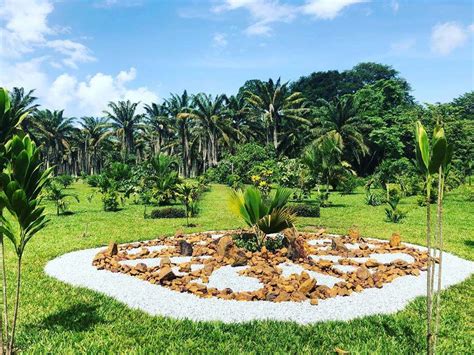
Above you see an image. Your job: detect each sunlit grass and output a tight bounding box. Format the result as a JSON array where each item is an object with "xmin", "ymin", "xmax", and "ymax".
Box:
[{"xmin": 4, "ymin": 182, "xmax": 473, "ymax": 353}]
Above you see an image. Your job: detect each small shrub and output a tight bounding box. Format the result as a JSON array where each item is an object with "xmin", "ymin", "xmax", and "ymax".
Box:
[
  {"xmin": 102, "ymin": 191, "xmax": 120, "ymax": 211},
  {"xmin": 150, "ymin": 207, "xmax": 187, "ymax": 219},
  {"xmin": 338, "ymin": 174, "xmax": 359, "ymax": 195},
  {"xmin": 365, "ymin": 191, "xmax": 384, "ymax": 206},
  {"xmin": 232, "ymin": 232, "xmax": 285, "ymax": 253},
  {"xmin": 385, "ymin": 198, "xmax": 407, "ymax": 223},
  {"xmin": 55, "ymin": 174, "xmax": 74, "ymax": 188},
  {"xmin": 290, "ymin": 203, "xmax": 320, "ymax": 217},
  {"xmin": 316, "ymin": 192, "xmax": 332, "ymax": 207},
  {"xmin": 86, "ymin": 174, "xmax": 101, "ymax": 187}
]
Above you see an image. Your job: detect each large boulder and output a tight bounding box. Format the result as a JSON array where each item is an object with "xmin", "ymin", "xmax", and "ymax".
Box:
[{"xmin": 178, "ymin": 240, "xmax": 194, "ymax": 256}]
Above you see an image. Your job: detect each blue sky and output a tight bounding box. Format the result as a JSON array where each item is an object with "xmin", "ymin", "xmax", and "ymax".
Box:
[{"xmin": 1, "ymin": 0, "xmax": 473, "ymax": 116}]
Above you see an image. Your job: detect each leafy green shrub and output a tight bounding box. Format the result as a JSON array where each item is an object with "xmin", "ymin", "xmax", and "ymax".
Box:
[
  {"xmin": 150, "ymin": 207, "xmax": 186, "ymax": 219},
  {"xmin": 86, "ymin": 174, "xmax": 101, "ymax": 187},
  {"xmin": 208, "ymin": 143, "xmax": 276, "ymax": 184},
  {"xmin": 226, "ymin": 173, "xmax": 243, "ymax": 189},
  {"xmin": 232, "ymin": 232, "xmax": 285, "ymax": 253},
  {"xmin": 290, "ymin": 203, "xmax": 320, "ymax": 217},
  {"xmin": 229, "ymin": 187, "xmax": 295, "ymax": 248},
  {"xmin": 338, "ymin": 174, "xmax": 359, "ymax": 194},
  {"xmin": 365, "ymin": 191, "xmax": 384, "ymax": 206},
  {"xmin": 385, "ymin": 197, "xmax": 407, "ymax": 223},
  {"xmin": 316, "ymin": 191, "xmax": 332, "ymax": 207},
  {"xmin": 54, "ymin": 174, "xmax": 74, "ymax": 188},
  {"xmin": 102, "ymin": 190, "xmax": 120, "ymax": 211},
  {"xmin": 45, "ymin": 182, "xmax": 79, "ymax": 216}
]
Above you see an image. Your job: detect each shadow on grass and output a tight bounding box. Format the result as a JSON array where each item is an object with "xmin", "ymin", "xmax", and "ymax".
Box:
[
  {"xmin": 464, "ymin": 240, "xmax": 474, "ymax": 248},
  {"xmin": 33, "ymin": 304, "xmax": 104, "ymax": 332}
]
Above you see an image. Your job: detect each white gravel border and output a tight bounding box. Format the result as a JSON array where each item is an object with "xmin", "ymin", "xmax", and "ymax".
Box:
[{"xmin": 45, "ymin": 242, "xmax": 474, "ymax": 325}]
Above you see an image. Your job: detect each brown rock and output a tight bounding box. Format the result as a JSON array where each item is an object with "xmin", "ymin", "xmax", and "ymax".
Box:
[
  {"xmin": 157, "ymin": 266, "xmax": 176, "ymax": 283},
  {"xmin": 389, "ymin": 233, "xmax": 401, "ymax": 247},
  {"xmin": 356, "ymin": 266, "xmax": 371, "ymax": 280},
  {"xmin": 348, "ymin": 227, "xmax": 360, "ymax": 241},
  {"xmin": 298, "ymin": 277, "xmax": 316, "ymax": 294},
  {"xmin": 134, "ymin": 263, "xmax": 147, "ymax": 273},
  {"xmin": 230, "ymin": 249, "xmax": 248, "ymax": 267},
  {"xmin": 178, "ymin": 240, "xmax": 194, "ymax": 256},
  {"xmin": 287, "ymin": 236, "xmax": 307, "ymax": 261},
  {"xmin": 217, "ymin": 235, "xmax": 234, "ymax": 257},
  {"xmin": 105, "ymin": 241, "xmax": 118, "ymax": 256},
  {"xmin": 331, "ymin": 238, "xmax": 349, "ymax": 252},
  {"xmin": 310, "ymin": 298, "xmax": 319, "ymax": 305},
  {"xmin": 160, "ymin": 256, "xmax": 171, "ymax": 267}
]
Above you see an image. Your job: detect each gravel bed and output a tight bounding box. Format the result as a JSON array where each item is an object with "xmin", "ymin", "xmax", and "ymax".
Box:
[
  {"xmin": 45, "ymin": 243, "xmax": 474, "ymax": 324},
  {"xmin": 206, "ymin": 266, "xmax": 263, "ymax": 292},
  {"xmin": 279, "ymin": 263, "xmax": 342, "ymax": 288}
]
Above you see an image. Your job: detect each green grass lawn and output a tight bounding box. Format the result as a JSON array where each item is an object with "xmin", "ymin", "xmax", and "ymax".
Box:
[{"xmin": 4, "ymin": 182, "xmax": 473, "ymax": 353}]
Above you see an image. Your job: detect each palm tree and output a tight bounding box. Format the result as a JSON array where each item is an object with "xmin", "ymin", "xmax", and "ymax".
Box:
[
  {"xmin": 185, "ymin": 93, "xmax": 236, "ymax": 170},
  {"xmin": 303, "ymin": 131, "xmax": 344, "ymax": 195},
  {"xmin": 245, "ymin": 78, "xmax": 309, "ymax": 154},
  {"xmin": 144, "ymin": 103, "xmax": 174, "ymax": 155},
  {"xmin": 226, "ymin": 94, "xmax": 263, "ymax": 147},
  {"xmin": 164, "ymin": 91, "xmax": 193, "ymax": 177},
  {"xmin": 32, "ymin": 109, "xmax": 76, "ymax": 172},
  {"xmin": 103, "ymin": 100, "xmax": 142, "ymax": 161},
  {"xmin": 79, "ymin": 117, "xmax": 111, "ymax": 174},
  {"xmin": 8, "ymin": 87, "xmax": 40, "ymax": 134},
  {"xmin": 313, "ymin": 95, "xmax": 368, "ymax": 164}
]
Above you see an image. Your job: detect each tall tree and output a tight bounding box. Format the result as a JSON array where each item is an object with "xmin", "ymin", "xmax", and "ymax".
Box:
[
  {"xmin": 8, "ymin": 87, "xmax": 40, "ymax": 134},
  {"xmin": 312, "ymin": 95, "xmax": 368, "ymax": 165},
  {"xmin": 32, "ymin": 109, "xmax": 76, "ymax": 172},
  {"xmin": 144, "ymin": 103, "xmax": 174, "ymax": 155},
  {"xmin": 245, "ymin": 78, "xmax": 308, "ymax": 154},
  {"xmin": 103, "ymin": 100, "xmax": 142, "ymax": 161},
  {"xmin": 164, "ymin": 91, "xmax": 193, "ymax": 177},
  {"xmin": 79, "ymin": 117, "xmax": 111, "ymax": 174}
]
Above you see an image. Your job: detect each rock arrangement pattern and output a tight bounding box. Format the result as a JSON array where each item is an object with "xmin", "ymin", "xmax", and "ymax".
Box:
[{"xmin": 92, "ymin": 230, "xmax": 429, "ymax": 304}]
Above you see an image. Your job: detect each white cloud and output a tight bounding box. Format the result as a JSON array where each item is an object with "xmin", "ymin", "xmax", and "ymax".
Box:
[
  {"xmin": 46, "ymin": 40, "xmax": 96, "ymax": 69},
  {"xmin": 431, "ymin": 22, "xmax": 472, "ymax": 55},
  {"xmin": 390, "ymin": 38, "xmax": 416, "ymax": 53},
  {"xmin": 391, "ymin": 0, "xmax": 399, "ymax": 13},
  {"xmin": 0, "ymin": 0, "xmax": 54, "ymax": 57},
  {"xmin": 213, "ymin": 0, "xmax": 367, "ymax": 36},
  {"xmin": 47, "ymin": 74, "xmax": 78, "ymax": 110},
  {"xmin": 302, "ymin": 0, "xmax": 367, "ymax": 20},
  {"xmin": 213, "ymin": 0, "xmax": 297, "ymax": 36},
  {"xmin": 0, "ymin": 0, "xmax": 95, "ymax": 66},
  {"xmin": 213, "ymin": 33, "xmax": 228, "ymax": 47},
  {"xmin": 73, "ymin": 68, "xmax": 158, "ymax": 116},
  {"xmin": 0, "ymin": 57, "xmax": 49, "ymax": 93}
]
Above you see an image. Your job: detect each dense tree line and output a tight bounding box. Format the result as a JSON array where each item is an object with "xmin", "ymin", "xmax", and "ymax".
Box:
[{"xmin": 7, "ymin": 62, "xmax": 474, "ymax": 181}]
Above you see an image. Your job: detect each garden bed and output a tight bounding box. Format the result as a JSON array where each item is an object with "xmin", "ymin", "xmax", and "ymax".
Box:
[{"xmin": 45, "ymin": 229, "xmax": 474, "ymax": 324}]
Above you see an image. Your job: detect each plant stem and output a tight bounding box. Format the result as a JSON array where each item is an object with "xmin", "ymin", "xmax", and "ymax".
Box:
[
  {"xmin": 1, "ymin": 235, "xmax": 8, "ymax": 355},
  {"xmin": 0, "ymin": 236, "xmax": 5, "ymax": 355},
  {"xmin": 7, "ymin": 256, "xmax": 21, "ymax": 355},
  {"xmin": 426, "ymin": 176, "xmax": 433, "ymax": 355},
  {"xmin": 433, "ymin": 169, "xmax": 445, "ymax": 353}
]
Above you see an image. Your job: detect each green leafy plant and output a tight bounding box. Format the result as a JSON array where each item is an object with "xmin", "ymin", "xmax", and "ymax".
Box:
[
  {"xmin": 229, "ymin": 187, "xmax": 295, "ymax": 249},
  {"xmin": 102, "ymin": 190, "xmax": 120, "ymax": 212},
  {"xmin": 54, "ymin": 174, "xmax": 74, "ymax": 188},
  {"xmin": 45, "ymin": 182, "xmax": 79, "ymax": 216},
  {"xmin": 365, "ymin": 191, "xmax": 384, "ymax": 206},
  {"xmin": 0, "ymin": 134, "xmax": 52, "ymax": 354},
  {"xmin": 176, "ymin": 183, "xmax": 200, "ymax": 226},
  {"xmin": 384, "ymin": 197, "xmax": 407, "ymax": 223},
  {"xmin": 414, "ymin": 121, "xmax": 452, "ymax": 354}
]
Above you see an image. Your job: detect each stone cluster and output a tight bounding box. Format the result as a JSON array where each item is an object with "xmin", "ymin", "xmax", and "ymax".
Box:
[{"xmin": 92, "ymin": 229, "xmax": 429, "ymax": 305}]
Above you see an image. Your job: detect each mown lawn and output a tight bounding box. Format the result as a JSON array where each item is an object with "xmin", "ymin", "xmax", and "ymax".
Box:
[{"xmin": 4, "ymin": 182, "xmax": 473, "ymax": 353}]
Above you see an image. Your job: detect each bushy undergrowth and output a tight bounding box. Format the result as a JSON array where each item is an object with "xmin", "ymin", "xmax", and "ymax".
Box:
[
  {"xmin": 232, "ymin": 232, "xmax": 285, "ymax": 252},
  {"xmin": 149, "ymin": 207, "xmax": 186, "ymax": 219},
  {"xmin": 290, "ymin": 203, "xmax": 320, "ymax": 217}
]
